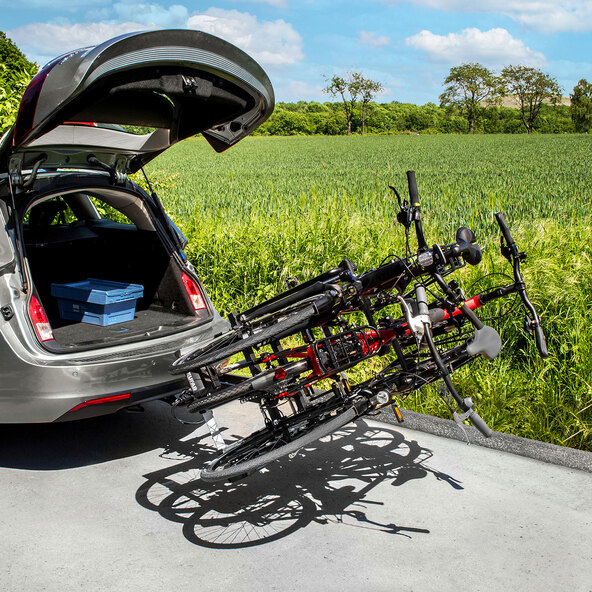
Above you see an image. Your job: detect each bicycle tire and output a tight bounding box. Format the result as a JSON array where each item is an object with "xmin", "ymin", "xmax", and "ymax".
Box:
[
  {"xmin": 247, "ymin": 292, "xmax": 333, "ymax": 331},
  {"xmin": 170, "ymin": 303, "xmax": 319, "ymax": 374},
  {"xmin": 169, "ymin": 330, "xmax": 242, "ymax": 373},
  {"xmin": 187, "ymin": 378, "xmax": 260, "ymax": 412},
  {"xmin": 186, "ymin": 357, "xmax": 309, "ymax": 412},
  {"xmin": 200, "ymin": 400, "xmax": 363, "ymax": 482}
]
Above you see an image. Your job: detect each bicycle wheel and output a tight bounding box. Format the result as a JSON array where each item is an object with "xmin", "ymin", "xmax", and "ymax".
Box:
[
  {"xmin": 186, "ymin": 379, "xmax": 259, "ymax": 412},
  {"xmin": 187, "ymin": 358, "xmax": 309, "ymax": 413},
  {"xmin": 170, "ymin": 330, "xmax": 242, "ymax": 373},
  {"xmin": 170, "ymin": 301, "xmax": 322, "ymax": 374},
  {"xmin": 200, "ymin": 398, "xmax": 366, "ymax": 482}
]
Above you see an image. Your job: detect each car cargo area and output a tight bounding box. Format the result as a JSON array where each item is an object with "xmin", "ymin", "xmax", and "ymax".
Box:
[{"xmin": 22, "ymin": 191, "xmax": 204, "ymax": 351}]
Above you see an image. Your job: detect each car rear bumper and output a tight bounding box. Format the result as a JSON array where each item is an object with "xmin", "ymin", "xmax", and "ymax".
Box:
[
  {"xmin": 0, "ymin": 317, "xmax": 230, "ymax": 422},
  {"xmin": 53, "ymin": 378, "xmax": 187, "ymax": 421}
]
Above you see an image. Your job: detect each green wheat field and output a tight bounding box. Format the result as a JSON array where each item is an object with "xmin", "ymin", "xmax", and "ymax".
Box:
[{"xmin": 146, "ymin": 134, "xmax": 592, "ymax": 451}]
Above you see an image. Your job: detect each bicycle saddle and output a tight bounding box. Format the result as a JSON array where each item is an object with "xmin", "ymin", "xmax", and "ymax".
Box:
[{"xmin": 466, "ymin": 325, "xmax": 502, "ymax": 361}]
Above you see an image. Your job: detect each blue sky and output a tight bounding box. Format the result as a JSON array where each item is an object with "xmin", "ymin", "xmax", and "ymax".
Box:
[{"xmin": 2, "ymin": 1, "xmax": 592, "ymax": 104}]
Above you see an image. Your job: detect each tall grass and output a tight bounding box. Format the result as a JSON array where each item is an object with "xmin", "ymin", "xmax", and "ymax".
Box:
[{"xmin": 148, "ymin": 134, "xmax": 592, "ymax": 451}]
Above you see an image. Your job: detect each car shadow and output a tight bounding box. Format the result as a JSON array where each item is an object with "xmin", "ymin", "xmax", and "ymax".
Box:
[
  {"xmin": 136, "ymin": 420, "xmax": 463, "ymax": 549},
  {"xmin": 0, "ymin": 401, "xmax": 199, "ymax": 470}
]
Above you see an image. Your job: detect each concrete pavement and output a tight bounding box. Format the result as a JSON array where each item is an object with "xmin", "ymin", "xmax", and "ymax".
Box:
[{"xmin": 1, "ymin": 400, "xmax": 590, "ymax": 592}]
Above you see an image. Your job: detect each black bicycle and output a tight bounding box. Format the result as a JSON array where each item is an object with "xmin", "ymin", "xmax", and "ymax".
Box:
[{"xmin": 169, "ymin": 171, "xmax": 547, "ymax": 482}]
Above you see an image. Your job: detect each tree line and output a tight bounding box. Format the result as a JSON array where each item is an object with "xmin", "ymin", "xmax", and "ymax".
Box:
[
  {"xmin": 1, "ymin": 30, "xmax": 591, "ymax": 137},
  {"xmin": 254, "ymin": 64, "xmax": 592, "ymax": 136},
  {"xmin": 252, "ymin": 99, "xmax": 576, "ymax": 136}
]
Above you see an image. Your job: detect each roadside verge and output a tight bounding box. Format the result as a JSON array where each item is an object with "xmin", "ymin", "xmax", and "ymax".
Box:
[{"xmin": 377, "ymin": 407, "xmax": 592, "ymax": 473}]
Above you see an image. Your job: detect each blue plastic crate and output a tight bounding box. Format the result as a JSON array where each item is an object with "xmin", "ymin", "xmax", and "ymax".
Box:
[{"xmin": 50, "ymin": 278, "xmax": 144, "ymax": 326}]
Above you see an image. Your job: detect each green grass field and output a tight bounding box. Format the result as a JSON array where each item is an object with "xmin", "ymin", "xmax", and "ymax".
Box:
[{"xmin": 146, "ymin": 134, "xmax": 592, "ymax": 451}]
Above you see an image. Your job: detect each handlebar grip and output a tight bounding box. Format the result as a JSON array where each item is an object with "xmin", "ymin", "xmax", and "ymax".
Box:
[
  {"xmin": 428, "ymin": 308, "xmax": 446, "ymax": 323},
  {"xmin": 494, "ymin": 211, "xmax": 515, "ymax": 246},
  {"xmin": 469, "ymin": 410, "xmax": 493, "ymax": 438},
  {"xmin": 407, "ymin": 171, "xmax": 419, "ymax": 206},
  {"xmin": 460, "ymin": 242, "xmax": 482, "ymax": 265},
  {"xmin": 534, "ymin": 323, "xmax": 549, "ymax": 359}
]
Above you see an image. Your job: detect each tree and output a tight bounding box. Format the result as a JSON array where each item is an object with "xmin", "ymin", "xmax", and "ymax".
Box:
[
  {"xmin": 0, "ymin": 32, "xmax": 37, "ymax": 133},
  {"xmin": 323, "ymin": 73, "xmax": 360, "ymax": 135},
  {"xmin": 0, "ymin": 31, "xmax": 36, "ymax": 72},
  {"xmin": 500, "ymin": 65, "xmax": 562, "ymax": 134},
  {"xmin": 323, "ymin": 71, "xmax": 384, "ymax": 135},
  {"xmin": 570, "ymin": 78, "xmax": 592, "ymax": 133},
  {"xmin": 0, "ymin": 63, "xmax": 37, "ymax": 134},
  {"xmin": 350, "ymin": 72, "xmax": 383, "ymax": 135},
  {"xmin": 439, "ymin": 63, "xmax": 498, "ymax": 133}
]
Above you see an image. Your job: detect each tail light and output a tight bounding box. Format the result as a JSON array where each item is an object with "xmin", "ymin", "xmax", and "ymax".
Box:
[
  {"xmin": 181, "ymin": 272, "xmax": 207, "ymax": 312},
  {"xmin": 29, "ymin": 295, "xmax": 54, "ymax": 341}
]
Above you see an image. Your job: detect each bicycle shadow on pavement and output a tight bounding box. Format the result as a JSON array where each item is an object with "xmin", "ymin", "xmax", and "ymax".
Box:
[{"xmin": 136, "ymin": 419, "xmax": 463, "ymax": 549}]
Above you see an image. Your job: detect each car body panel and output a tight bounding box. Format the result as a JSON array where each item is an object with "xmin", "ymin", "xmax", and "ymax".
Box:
[
  {"xmin": 0, "ymin": 29, "xmax": 274, "ymax": 423},
  {"xmin": 0, "ymin": 165, "xmax": 230, "ymax": 424},
  {"xmin": 1, "ymin": 29, "xmax": 274, "ymax": 174},
  {"xmin": 0, "ymin": 260, "xmax": 230, "ymax": 422},
  {"xmin": 0, "ymin": 206, "xmax": 15, "ymax": 273}
]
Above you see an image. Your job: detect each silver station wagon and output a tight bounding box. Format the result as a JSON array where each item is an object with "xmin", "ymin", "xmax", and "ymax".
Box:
[{"xmin": 0, "ymin": 29, "xmax": 274, "ymax": 422}]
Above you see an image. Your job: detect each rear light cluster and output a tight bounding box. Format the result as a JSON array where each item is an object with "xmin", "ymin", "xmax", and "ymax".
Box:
[
  {"xmin": 29, "ymin": 295, "xmax": 54, "ymax": 342},
  {"xmin": 181, "ymin": 272, "xmax": 207, "ymax": 312}
]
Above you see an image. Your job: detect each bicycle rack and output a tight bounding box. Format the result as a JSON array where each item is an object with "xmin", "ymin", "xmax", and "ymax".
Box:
[{"xmin": 311, "ymin": 327, "xmax": 382, "ymax": 375}]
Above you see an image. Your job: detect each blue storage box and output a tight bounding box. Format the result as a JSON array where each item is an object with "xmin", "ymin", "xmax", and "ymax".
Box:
[{"xmin": 50, "ymin": 278, "xmax": 144, "ymax": 326}]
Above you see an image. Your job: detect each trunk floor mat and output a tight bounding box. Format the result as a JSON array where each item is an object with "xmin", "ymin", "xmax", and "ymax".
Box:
[{"xmin": 50, "ymin": 307, "xmax": 195, "ymax": 347}]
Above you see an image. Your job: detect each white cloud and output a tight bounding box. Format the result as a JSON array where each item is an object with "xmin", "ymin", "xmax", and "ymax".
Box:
[
  {"xmin": 8, "ymin": 6, "xmax": 303, "ymax": 70},
  {"xmin": 379, "ymin": 0, "xmax": 592, "ymax": 33},
  {"xmin": 187, "ymin": 8, "xmax": 303, "ymax": 67},
  {"xmin": 234, "ymin": 0, "xmax": 288, "ymax": 7},
  {"xmin": 358, "ymin": 31, "xmax": 391, "ymax": 47},
  {"xmin": 113, "ymin": 2, "xmax": 188, "ymax": 28},
  {"xmin": 405, "ymin": 27, "xmax": 546, "ymax": 67},
  {"xmin": 8, "ymin": 22, "xmax": 154, "ymax": 65},
  {"xmin": 504, "ymin": 1, "xmax": 592, "ymax": 33}
]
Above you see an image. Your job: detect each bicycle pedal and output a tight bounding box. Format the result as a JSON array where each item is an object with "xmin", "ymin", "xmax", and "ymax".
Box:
[{"xmin": 391, "ymin": 405, "xmax": 404, "ymax": 423}]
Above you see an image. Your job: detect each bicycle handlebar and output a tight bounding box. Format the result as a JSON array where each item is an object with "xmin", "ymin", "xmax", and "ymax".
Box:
[
  {"xmin": 407, "ymin": 170, "xmax": 420, "ymax": 207},
  {"xmin": 534, "ymin": 324, "xmax": 549, "ymax": 359},
  {"xmin": 495, "ymin": 212, "xmax": 549, "ymax": 359},
  {"xmin": 406, "ymin": 171, "xmax": 428, "ymax": 251},
  {"xmin": 467, "ymin": 408, "xmax": 494, "ymax": 437},
  {"xmin": 495, "ymin": 211, "xmax": 515, "ymax": 249}
]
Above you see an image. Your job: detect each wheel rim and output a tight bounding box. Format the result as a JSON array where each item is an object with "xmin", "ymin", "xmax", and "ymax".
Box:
[{"xmin": 207, "ymin": 397, "xmax": 353, "ymax": 474}]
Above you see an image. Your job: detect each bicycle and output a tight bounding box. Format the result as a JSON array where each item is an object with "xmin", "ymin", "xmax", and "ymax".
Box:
[{"xmin": 169, "ymin": 170, "xmax": 548, "ymax": 482}]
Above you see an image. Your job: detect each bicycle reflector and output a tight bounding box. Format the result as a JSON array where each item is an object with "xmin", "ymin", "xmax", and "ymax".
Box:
[
  {"xmin": 67, "ymin": 393, "xmax": 131, "ymax": 414},
  {"xmin": 181, "ymin": 272, "xmax": 207, "ymax": 312},
  {"xmin": 29, "ymin": 295, "xmax": 54, "ymax": 341}
]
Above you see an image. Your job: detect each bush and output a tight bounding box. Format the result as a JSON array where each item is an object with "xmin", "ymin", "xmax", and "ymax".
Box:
[{"xmin": 0, "ymin": 62, "xmax": 37, "ymax": 134}]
